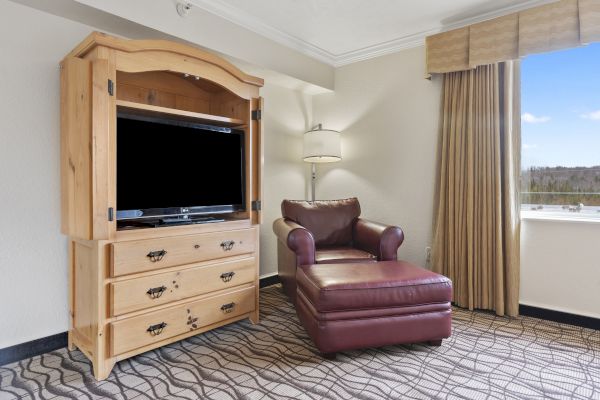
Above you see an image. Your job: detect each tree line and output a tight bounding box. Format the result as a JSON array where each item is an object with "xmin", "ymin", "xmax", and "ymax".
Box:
[{"xmin": 521, "ymin": 166, "xmax": 600, "ymax": 206}]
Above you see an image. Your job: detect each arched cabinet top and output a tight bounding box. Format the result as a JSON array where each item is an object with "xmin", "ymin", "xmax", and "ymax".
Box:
[{"xmin": 67, "ymin": 32, "xmax": 264, "ymax": 91}]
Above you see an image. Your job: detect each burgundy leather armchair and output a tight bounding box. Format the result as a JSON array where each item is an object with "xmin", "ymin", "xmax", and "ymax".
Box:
[{"xmin": 273, "ymin": 198, "xmax": 404, "ymax": 302}]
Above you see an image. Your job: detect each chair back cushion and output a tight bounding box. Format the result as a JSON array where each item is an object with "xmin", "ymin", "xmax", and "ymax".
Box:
[{"xmin": 281, "ymin": 198, "xmax": 361, "ymax": 246}]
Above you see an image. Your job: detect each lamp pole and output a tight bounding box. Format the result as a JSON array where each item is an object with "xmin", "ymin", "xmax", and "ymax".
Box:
[
  {"xmin": 309, "ymin": 124, "xmax": 321, "ymax": 203},
  {"xmin": 311, "ymin": 163, "xmax": 316, "ymax": 202}
]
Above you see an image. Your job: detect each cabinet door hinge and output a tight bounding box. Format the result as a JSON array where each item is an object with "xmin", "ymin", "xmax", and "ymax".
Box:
[
  {"xmin": 251, "ymin": 200, "xmax": 261, "ymax": 211},
  {"xmin": 108, "ymin": 79, "xmax": 114, "ymax": 96},
  {"xmin": 108, "ymin": 207, "xmax": 114, "ymax": 221},
  {"xmin": 251, "ymin": 109, "xmax": 261, "ymax": 121}
]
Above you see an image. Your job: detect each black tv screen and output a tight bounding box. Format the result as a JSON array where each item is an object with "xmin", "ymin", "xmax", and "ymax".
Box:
[{"xmin": 116, "ymin": 114, "xmax": 245, "ymax": 220}]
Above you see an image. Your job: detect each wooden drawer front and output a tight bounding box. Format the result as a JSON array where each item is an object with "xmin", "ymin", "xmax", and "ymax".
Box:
[
  {"xmin": 111, "ymin": 286, "xmax": 255, "ymax": 355},
  {"xmin": 111, "ymin": 229, "xmax": 255, "ymax": 277},
  {"xmin": 111, "ymin": 257, "xmax": 256, "ymax": 316}
]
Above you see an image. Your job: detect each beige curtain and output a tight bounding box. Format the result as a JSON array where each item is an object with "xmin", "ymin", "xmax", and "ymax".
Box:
[{"xmin": 432, "ymin": 61, "xmax": 521, "ymax": 317}]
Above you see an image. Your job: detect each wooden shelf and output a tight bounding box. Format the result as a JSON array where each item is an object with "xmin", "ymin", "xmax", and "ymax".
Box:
[{"xmin": 116, "ymin": 100, "xmax": 245, "ymax": 127}]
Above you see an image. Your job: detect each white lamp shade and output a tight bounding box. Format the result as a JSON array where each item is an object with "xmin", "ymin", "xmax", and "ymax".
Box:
[{"xmin": 303, "ymin": 129, "xmax": 342, "ymax": 163}]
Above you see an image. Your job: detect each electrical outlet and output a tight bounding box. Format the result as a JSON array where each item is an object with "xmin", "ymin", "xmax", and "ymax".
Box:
[{"xmin": 425, "ymin": 246, "xmax": 432, "ymax": 264}]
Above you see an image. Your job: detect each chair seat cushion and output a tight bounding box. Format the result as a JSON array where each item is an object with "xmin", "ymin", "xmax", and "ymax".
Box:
[
  {"xmin": 296, "ymin": 261, "xmax": 452, "ymax": 313},
  {"xmin": 315, "ymin": 246, "xmax": 377, "ymax": 264}
]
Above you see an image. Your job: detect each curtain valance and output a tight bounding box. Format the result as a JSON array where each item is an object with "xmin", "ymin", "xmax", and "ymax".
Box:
[
  {"xmin": 580, "ymin": 0, "xmax": 600, "ymax": 42},
  {"xmin": 427, "ymin": 0, "xmax": 600, "ymax": 74}
]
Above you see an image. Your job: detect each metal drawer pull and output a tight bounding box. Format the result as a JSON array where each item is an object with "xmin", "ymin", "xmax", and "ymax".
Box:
[
  {"xmin": 147, "ymin": 250, "xmax": 167, "ymax": 262},
  {"xmin": 146, "ymin": 322, "xmax": 167, "ymax": 336},
  {"xmin": 220, "ymin": 272, "xmax": 236, "ymax": 282},
  {"xmin": 220, "ymin": 240, "xmax": 235, "ymax": 251},
  {"xmin": 146, "ymin": 286, "xmax": 167, "ymax": 299},
  {"xmin": 220, "ymin": 302, "xmax": 236, "ymax": 314}
]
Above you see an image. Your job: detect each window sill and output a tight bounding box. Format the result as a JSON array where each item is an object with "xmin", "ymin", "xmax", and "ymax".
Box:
[{"xmin": 520, "ymin": 211, "xmax": 600, "ymax": 224}]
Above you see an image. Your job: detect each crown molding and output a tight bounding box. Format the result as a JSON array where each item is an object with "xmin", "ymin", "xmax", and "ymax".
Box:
[
  {"xmin": 332, "ymin": 30, "xmax": 435, "ymax": 67},
  {"xmin": 188, "ymin": 0, "xmax": 336, "ymax": 65},
  {"xmin": 189, "ymin": 0, "xmax": 557, "ymax": 68}
]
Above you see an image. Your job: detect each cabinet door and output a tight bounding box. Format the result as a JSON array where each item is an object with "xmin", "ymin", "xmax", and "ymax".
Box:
[
  {"xmin": 90, "ymin": 58, "xmax": 113, "ymax": 240},
  {"xmin": 251, "ymin": 97, "xmax": 263, "ymax": 225},
  {"xmin": 61, "ymin": 57, "xmax": 92, "ymax": 239},
  {"xmin": 61, "ymin": 57, "xmax": 114, "ymax": 240}
]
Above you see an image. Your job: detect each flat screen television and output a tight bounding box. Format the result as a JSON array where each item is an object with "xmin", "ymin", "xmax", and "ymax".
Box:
[{"xmin": 116, "ymin": 113, "xmax": 245, "ymax": 221}]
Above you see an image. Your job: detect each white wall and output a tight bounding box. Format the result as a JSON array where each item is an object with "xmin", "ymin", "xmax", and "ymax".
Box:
[
  {"xmin": 0, "ymin": 1, "xmax": 311, "ymax": 348},
  {"xmin": 259, "ymin": 84, "xmax": 312, "ymax": 276},
  {"xmin": 520, "ymin": 219, "xmax": 600, "ymax": 318},
  {"xmin": 0, "ymin": 1, "xmax": 92, "ymax": 349},
  {"xmin": 312, "ymin": 47, "xmax": 443, "ymax": 266}
]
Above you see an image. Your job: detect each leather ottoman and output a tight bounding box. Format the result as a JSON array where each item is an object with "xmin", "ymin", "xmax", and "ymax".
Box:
[{"xmin": 295, "ymin": 261, "xmax": 452, "ymax": 357}]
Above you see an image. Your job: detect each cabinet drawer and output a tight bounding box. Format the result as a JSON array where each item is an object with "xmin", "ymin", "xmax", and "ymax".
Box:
[
  {"xmin": 111, "ymin": 229, "xmax": 255, "ymax": 277},
  {"xmin": 111, "ymin": 257, "xmax": 256, "ymax": 316},
  {"xmin": 111, "ymin": 286, "xmax": 255, "ymax": 356}
]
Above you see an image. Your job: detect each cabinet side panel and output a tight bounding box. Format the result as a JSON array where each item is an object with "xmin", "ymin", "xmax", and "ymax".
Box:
[
  {"xmin": 73, "ymin": 241, "xmax": 96, "ymax": 342},
  {"xmin": 251, "ymin": 226, "xmax": 260, "ymax": 324},
  {"xmin": 61, "ymin": 57, "xmax": 92, "ymax": 239}
]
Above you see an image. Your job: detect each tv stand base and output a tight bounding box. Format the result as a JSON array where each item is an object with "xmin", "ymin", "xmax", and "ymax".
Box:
[
  {"xmin": 160, "ymin": 216, "xmax": 225, "ymax": 225},
  {"xmin": 116, "ymin": 216, "xmax": 227, "ymax": 230}
]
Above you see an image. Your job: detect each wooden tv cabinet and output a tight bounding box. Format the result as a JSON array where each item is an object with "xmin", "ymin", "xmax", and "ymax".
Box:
[{"xmin": 60, "ymin": 32, "xmax": 263, "ymax": 380}]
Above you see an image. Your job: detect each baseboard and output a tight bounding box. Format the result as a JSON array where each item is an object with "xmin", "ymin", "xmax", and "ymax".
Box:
[
  {"xmin": 519, "ymin": 304, "xmax": 600, "ymax": 330},
  {"xmin": 0, "ymin": 332, "xmax": 67, "ymax": 366},
  {"xmin": 259, "ymin": 273, "xmax": 280, "ymax": 288},
  {"xmin": 0, "ymin": 275, "xmax": 282, "ymax": 366}
]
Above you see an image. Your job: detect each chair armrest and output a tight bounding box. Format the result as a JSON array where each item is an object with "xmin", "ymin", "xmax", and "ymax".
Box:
[
  {"xmin": 353, "ymin": 219, "xmax": 404, "ymax": 261},
  {"xmin": 273, "ymin": 218, "xmax": 316, "ymax": 265}
]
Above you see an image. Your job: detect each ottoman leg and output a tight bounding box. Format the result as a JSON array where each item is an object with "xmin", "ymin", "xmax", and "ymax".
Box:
[
  {"xmin": 321, "ymin": 352, "xmax": 337, "ymax": 360},
  {"xmin": 428, "ymin": 340, "xmax": 443, "ymax": 347}
]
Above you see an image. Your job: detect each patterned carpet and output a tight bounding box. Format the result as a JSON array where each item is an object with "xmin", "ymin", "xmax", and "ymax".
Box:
[{"xmin": 1, "ymin": 284, "xmax": 599, "ymax": 400}]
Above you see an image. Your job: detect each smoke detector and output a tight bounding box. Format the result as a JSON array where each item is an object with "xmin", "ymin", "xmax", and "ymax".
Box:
[{"xmin": 176, "ymin": 2, "xmax": 192, "ymax": 17}]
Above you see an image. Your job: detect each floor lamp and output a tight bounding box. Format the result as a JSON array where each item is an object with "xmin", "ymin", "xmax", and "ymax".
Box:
[{"xmin": 303, "ymin": 124, "xmax": 342, "ymax": 202}]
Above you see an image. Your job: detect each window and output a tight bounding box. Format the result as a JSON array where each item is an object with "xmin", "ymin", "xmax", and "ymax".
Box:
[{"xmin": 521, "ymin": 43, "xmax": 600, "ymax": 220}]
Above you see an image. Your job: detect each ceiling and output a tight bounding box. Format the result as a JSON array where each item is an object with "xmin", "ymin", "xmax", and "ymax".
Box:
[{"xmin": 189, "ymin": 0, "xmax": 555, "ymax": 66}]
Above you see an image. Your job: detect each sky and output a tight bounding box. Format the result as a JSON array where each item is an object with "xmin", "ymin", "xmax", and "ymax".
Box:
[{"xmin": 521, "ymin": 43, "xmax": 600, "ymax": 168}]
